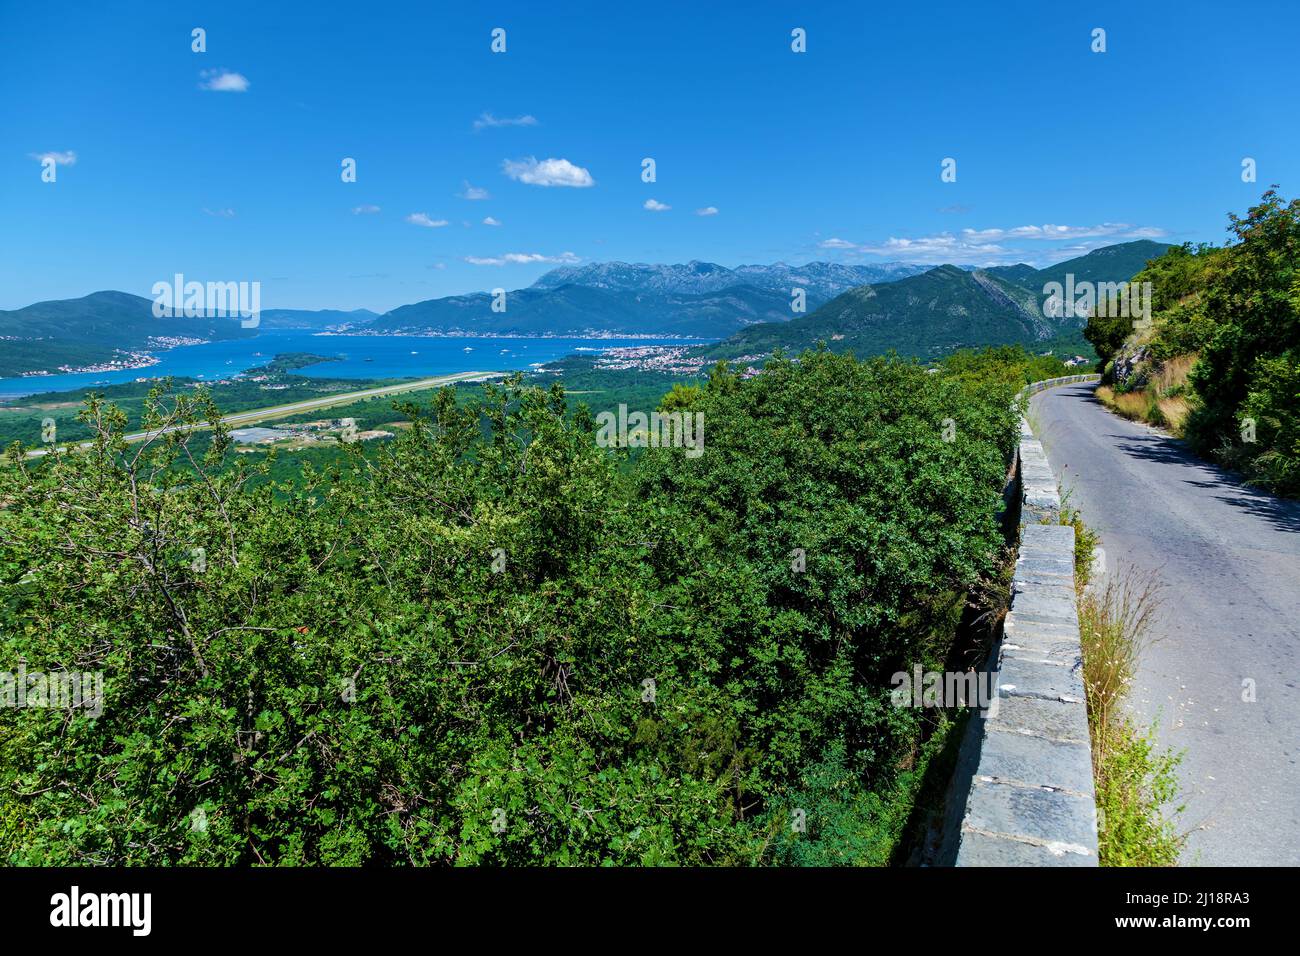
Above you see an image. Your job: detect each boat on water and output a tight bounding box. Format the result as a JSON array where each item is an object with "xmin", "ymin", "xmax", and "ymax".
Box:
[{"xmin": 463, "ymin": 346, "xmax": 473, "ymax": 352}]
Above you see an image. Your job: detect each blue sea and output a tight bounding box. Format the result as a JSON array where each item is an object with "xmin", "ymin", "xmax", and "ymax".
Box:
[{"xmin": 0, "ymin": 330, "xmax": 698, "ymax": 400}]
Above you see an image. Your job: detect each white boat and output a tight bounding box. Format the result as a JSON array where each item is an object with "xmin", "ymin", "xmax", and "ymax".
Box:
[{"xmin": 463, "ymin": 346, "xmax": 473, "ymax": 352}]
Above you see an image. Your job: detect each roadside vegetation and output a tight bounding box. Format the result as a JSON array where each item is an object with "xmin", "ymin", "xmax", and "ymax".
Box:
[
  {"xmin": 1085, "ymin": 189, "xmax": 1300, "ymax": 496},
  {"xmin": 1061, "ymin": 505, "xmax": 1186, "ymax": 866},
  {"xmin": 0, "ymin": 346, "xmax": 1064, "ymax": 865}
]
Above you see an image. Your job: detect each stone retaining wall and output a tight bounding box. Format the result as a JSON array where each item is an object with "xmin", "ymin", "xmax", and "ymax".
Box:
[{"xmin": 952, "ymin": 374, "xmax": 1101, "ymax": 866}]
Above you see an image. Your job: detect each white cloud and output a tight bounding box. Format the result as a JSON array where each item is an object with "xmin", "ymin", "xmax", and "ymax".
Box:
[
  {"xmin": 501, "ymin": 156, "xmax": 594, "ymax": 188},
  {"xmin": 819, "ymin": 222, "xmax": 1169, "ymax": 266},
  {"xmin": 464, "ymin": 251, "xmax": 581, "ymax": 266},
  {"xmin": 199, "ymin": 69, "xmax": 250, "ymax": 92},
  {"xmin": 459, "ymin": 182, "xmax": 491, "ymax": 201},
  {"xmin": 643, "ymin": 199, "xmax": 670, "ymax": 212},
  {"xmin": 959, "ymin": 223, "xmax": 1168, "ymax": 242},
  {"xmin": 482, "ymin": 216, "xmax": 502, "ymax": 226},
  {"xmin": 695, "ymin": 206, "xmax": 719, "ymax": 216},
  {"xmin": 203, "ymin": 207, "xmax": 236, "ymax": 218},
  {"xmin": 406, "ymin": 213, "xmax": 449, "ymax": 228},
  {"xmin": 473, "ymin": 112, "xmax": 539, "ymax": 131},
  {"xmin": 352, "ymin": 204, "xmax": 381, "ymax": 215},
  {"xmin": 29, "ymin": 150, "xmax": 76, "ymax": 166}
]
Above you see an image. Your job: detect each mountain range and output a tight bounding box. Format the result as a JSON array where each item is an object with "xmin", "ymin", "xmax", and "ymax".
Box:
[
  {"xmin": 0, "ymin": 243, "xmax": 1171, "ymax": 377},
  {"xmin": 530, "ymin": 260, "xmax": 930, "ymax": 301},
  {"xmin": 260, "ymin": 308, "xmax": 378, "ymax": 329},
  {"xmin": 702, "ymin": 240, "xmax": 1171, "ymax": 360},
  {"xmin": 370, "ymin": 260, "xmax": 933, "ymax": 338},
  {"xmin": 374, "ymin": 283, "xmax": 800, "ymax": 338}
]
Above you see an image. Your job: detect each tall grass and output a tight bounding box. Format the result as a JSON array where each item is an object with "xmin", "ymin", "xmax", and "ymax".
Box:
[
  {"xmin": 1078, "ymin": 568, "xmax": 1160, "ymax": 735},
  {"xmin": 1097, "ymin": 355, "xmax": 1198, "ymax": 436},
  {"xmin": 1077, "ymin": 566, "xmax": 1186, "ymax": 866}
]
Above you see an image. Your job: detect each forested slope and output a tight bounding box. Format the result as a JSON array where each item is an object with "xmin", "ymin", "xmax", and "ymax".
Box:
[{"xmin": 0, "ymin": 349, "xmax": 1039, "ymax": 864}]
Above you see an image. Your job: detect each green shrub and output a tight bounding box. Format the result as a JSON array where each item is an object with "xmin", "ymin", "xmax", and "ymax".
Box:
[
  {"xmin": 1094, "ymin": 719, "xmax": 1185, "ymax": 867},
  {"xmin": 0, "ymin": 351, "xmax": 1017, "ymax": 865}
]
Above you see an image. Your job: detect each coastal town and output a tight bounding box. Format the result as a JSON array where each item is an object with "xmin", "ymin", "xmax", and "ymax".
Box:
[{"xmin": 584, "ymin": 344, "xmax": 765, "ymax": 378}]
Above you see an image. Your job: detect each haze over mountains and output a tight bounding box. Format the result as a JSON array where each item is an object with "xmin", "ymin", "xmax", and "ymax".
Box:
[{"xmin": 0, "ymin": 243, "xmax": 1170, "ymax": 377}]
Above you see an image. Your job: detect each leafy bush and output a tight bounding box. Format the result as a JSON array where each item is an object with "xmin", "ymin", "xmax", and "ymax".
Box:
[
  {"xmin": 1085, "ymin": 191, "xmax": 1300, "ymax": 495},
  {"xmin": 1093, "ymin": 719, "xmax": 1184, "ymax": 867},
  {"xmin": 0, "ymin": 351, "xmax": 1017, "ymax": 865}
]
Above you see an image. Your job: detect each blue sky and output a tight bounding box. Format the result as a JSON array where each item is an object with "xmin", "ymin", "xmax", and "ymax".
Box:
[{"xmin": 2, "ymin": 0, "xmax": 1296, "ymax": 312}]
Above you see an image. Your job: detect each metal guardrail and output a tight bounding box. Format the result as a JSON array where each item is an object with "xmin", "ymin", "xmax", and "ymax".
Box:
[{"xmin": 1019, "ymin": 373, "xmax": 1100, "ymax": 398}]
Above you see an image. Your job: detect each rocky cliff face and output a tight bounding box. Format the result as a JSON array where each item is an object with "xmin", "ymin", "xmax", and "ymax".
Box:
[{"xmin": 1110, "ymin": 341, "xmax": 1152, "ymax": 389}]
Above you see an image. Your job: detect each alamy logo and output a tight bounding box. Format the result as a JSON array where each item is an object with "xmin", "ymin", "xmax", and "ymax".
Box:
[
  {"xmin": 1, "ymin": 665, "xmax": 103, "ymax": 718},
  {"xmin": 1042, "ymin": 274, "xmax": 1151, "ymax": 325},
  {"xmin": 890, "ymin": 665, "xmax": 997, "ymax": 716},
  {"xmin": 595, "ymin": 405, "xmax": 704, "ymax": 458},
  {"xmin": 50, "ymin": 886, "xmax": 151, "ymax": 936},
  {"xmin": 152, "ymin": 273, "xmax": 261, "ymax": 328}
]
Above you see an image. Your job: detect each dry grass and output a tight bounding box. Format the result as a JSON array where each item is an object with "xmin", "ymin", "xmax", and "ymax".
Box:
[
  {"xmin": 1156, "ymin": 395, "xmax": 1191, "ymax": 432},
  {"xmin": 1096, "ymin": 385, "xmax": 1150, "ymax": 422},
  {"xmin": 1078, "ymin": 565, "xmax": 1163, "ymax": 742},
  {"xmin": 1098, "ymin": 355, "xmax": 1198, "ymax": 436},
  {"xmin": 1077, "ymin": 564, "xmax": 1185, "ymax": 865},
  {"xmin": 1151, "ymin": 353, "xmax": 1197, "ymax": 393}
]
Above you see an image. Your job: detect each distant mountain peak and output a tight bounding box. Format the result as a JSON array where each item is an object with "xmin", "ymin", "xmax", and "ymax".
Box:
[
  {"xmin": 703, "ymin": 239, "xmax": 1173, "ymax": 361},
  {"xmin": 530, "ymin": 259, "xmax": 932, "ymax": 302}
]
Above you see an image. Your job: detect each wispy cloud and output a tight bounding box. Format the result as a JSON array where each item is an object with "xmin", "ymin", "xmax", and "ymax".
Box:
[
  {"xmin": 961, "ymin": 223, "xmax": 1168, "ymax": 242},
  {"xmin": 695, "ymin": 206, "xmax": 719, "ymax": 217},
  {"xmin": 352, "ymin": 204, "xmax": 381, "ymax": 215},
  {"xmin": 464, "ymin": 251, "xmax": 580, "ymax": 266},
  {"xmin": 473, "ymin": 112, "xmax": 538, "ymax": 131},
  {"xmin": 643, "ymin": 198, "xmax": 670, "ymax": 212},
  {"xmin": 199, "ymin": 69, "xmax": 250, "ymax": 92},
  {"xmin": 406, "ymin": 213, "xmax": 449, "ymax": 228},
  {"xmin": 501, "ymin": 157, "xmax": 594, "ymax": 188},
  {"xmin": 482, "ymin": 216, "xmax": 502, "ymax": 226},
  {"xmin": 203, "ymin": 207, "xmax": 236, "ymax": 218},
  {"xmin": 819, "ymin": 222, "xmax": 1169, "ymax": 266},
  {"xmin": 29, "ymin": 150, "xmax": 76, "ymax": 166},
  {"xmin": 459, "ymin": 182, "xmax": 491, "ymax": 200}
]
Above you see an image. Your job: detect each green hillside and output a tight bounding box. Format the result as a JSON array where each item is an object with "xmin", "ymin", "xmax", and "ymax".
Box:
[
  {"xmin": 372, "ymin": 282, "xmax": 797, "ymax": 338},
  {"xmin": 704, "ymin": 265, "xmax": 1049, "ymax": 360},
  {"xmin": 0, "ymin": 291, "xmax": 255, "ymax": 377},
  {"xmin": 703, "ymin": 240, "xmax": 1172, "ymax": 360}
]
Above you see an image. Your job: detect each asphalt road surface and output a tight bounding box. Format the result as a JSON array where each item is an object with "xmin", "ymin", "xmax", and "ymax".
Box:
[{"xmin": 1030, "ymin": 382, "xmax": 1300, "ymax": 865}]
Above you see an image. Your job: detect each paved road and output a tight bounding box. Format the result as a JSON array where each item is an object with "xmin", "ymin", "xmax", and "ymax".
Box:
[
  {"xmin": 1030, "ymin": 382, "xmax": 1300, "ymax": 865},
  {"xmin": 24, "ymin": 370, "xmax": 501, "ymax": 459}
]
